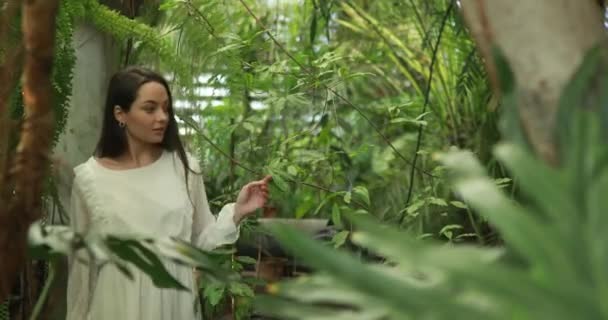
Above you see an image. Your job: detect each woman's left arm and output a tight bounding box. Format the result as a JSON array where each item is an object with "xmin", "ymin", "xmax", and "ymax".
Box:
[
  {"xmin": 190, "ymin": 171, "xmax": 271, "ymax": 251},
  {"xmin": 190, "ymin": 173, "xmax": 239, "ymax": 251}
]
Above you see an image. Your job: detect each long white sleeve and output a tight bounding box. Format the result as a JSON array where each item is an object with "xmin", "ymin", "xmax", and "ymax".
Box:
[
  {"xmin": 65, "ymin": 177, "xmax": 95, "ymax": 320},
  {"xmin": 189, "ymin": 163, "xmax": 240, "ymax": 251}
]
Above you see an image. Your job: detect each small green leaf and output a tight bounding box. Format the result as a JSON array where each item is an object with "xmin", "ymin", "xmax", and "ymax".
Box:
[
  {"xmin": 269, "ymin": 170, "xmax": 289, "ymax": 193},
  {"xmin": 312, "ymin": 193, "xmax": 340, "ymax": 216},
  {"xmin": 455, "ymin": 233, "xmax": 479, "ymax": 240},
  {"xmin": 353, "ymin": 209, "xmax": 369, "ymax": 215},
  {"xmin": 242, "ymin": 122, "xmax": 256, "ymax": 133},
  {"xmin": 390, "ymin": 117, "xmax": 427, "ymax": 127},
  {"xmin": 428, "ymin": 197, "xmax": 448, "ymax": 207},
  {"xmin": 215, "ymin": 43, "xmax": 244, "ymax": 54},
  {"xmin": 352, "ymin": 186, "xmax": 371, "ymax": 206},
  {"xmin": 417, "ymin": 150, "xmax": 430, "ymax": 156},
  {"xmin": 343, "ymin": 191, "xmax": 352, "ymax": 204},
  {"xmin": 159, "ymin": 0, "xmax": 180, "ymax": 11},
  {"xmin": 416, "ymin": 233, "xmax": 434, "ymax": 240},
  {"xmin": 331, "ymin": 204, "xmax": 342, "ymax": 228},
  {"xmin": 332, "ymin": 231, "xmax": 350, "ymax": 248},
  {"xmin": 287, "ymin": 165, "xmax": 298, "ymax": 176},
  {"xmin": 450, "ymin": 201, "xmax": 468, "ymax": 209},
  {"xmin": 203, "ymin": 283, "xmax": 226, "ymax": 306},
  {"xmin": 494, "ymin": 178, "xmax": 512, "ymax": 185},
  {"xmin": 405, "ymin": 199, "xmax": 425, "ymax": 215},
  {"xmin": 414, "ymin": 111, "xmax": 432, "ymax": 121},
  {"xmin": 439, "ymin": 224, "xmax": 463, "ymax": 236},
  {"xmin": 229, "ymin": 282, "xmax": 255, "ymax": 297},
  {"xmin": 235, "ymin": 256, "xmax": 257, "ymax": 265},
  {"xmin": 295, "ymin": 199, "xmax": 315, "ymax": 219}
]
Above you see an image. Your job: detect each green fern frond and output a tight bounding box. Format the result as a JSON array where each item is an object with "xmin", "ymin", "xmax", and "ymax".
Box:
[
  {"xmin": 51, "ymin": 0, "xmax": 77, "ymax": 145},
  {"xmin": 83, "ymin": 0, "xmax": 189, "ymax": 80}
]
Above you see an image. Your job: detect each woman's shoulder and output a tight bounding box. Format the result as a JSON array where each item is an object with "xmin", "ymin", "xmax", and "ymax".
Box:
[
  {"xmin": 168, "ymin": 149, "xmax": 201, "ymax": 171},
  {"xmin": 71, "ymin": 157, "xmax": 97, "ymax": 193},
  {"xmin": 73, "ymin": 156, "xmax": 95, "ymax": 177},
  {"xmin": 91, "ymin": 157, "xmax": 124, "ymax": 170},
  {"xmin": 72, "ymin": 150, "xmax": 199, "ymax": 180}
]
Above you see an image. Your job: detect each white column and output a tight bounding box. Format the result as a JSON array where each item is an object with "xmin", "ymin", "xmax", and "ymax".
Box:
[{"xmin": 51, "ymin": 22, "xmax": 120, "ymax": 224}]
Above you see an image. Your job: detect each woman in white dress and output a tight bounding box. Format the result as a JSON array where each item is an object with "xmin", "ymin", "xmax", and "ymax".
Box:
[{"xmin": 65, "ymin": 67, "xmax": 270, "ymax": 320}]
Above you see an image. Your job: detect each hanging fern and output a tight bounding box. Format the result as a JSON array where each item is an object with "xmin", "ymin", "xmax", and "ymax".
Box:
[
  {"xmin": 7, "ymin": 0, "xmax": 78, "ymax": 147},
  {"xmin": 0, "ymin": 300, "xmax": 7, "ymax": 320},
  {"xmin": 83, "ymin": 0, "xmax": 189, "ymax": 82},
  {"xmin": 9, "ymin": 0, "xmax": 187, "ymax": 143},
  {"xmin": 50, "ymin": 0, "xmax": 77, "ymax": 145},
  {"xmin": 62, "ymin": 0, "xmax": 87, "ymax": 20}
]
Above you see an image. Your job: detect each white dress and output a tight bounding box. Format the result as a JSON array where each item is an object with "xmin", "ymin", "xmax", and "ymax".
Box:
[{"xmin": 65, "ymin": 150, "xmax": 239, "ymax": 320}]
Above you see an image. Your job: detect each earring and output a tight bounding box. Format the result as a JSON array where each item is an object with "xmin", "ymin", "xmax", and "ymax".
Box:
[{"xmin": 119, "ymin": 121, "xmax": 126, "ymax": 128}]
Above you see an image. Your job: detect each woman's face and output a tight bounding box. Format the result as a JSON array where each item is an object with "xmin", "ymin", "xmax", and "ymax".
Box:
[{"xmin": 115, "ymin": 81, "xmax": 170, "ymax": 146}]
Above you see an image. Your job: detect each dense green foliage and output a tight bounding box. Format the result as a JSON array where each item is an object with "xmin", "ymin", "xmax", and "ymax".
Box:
[
  {"xmin": 257, "ymin": 45, "xmax": 608, "ymax": 319},
  {"xmin": 140, "ymin": 0, "xmax": 499, "ymax": 245},
  {"xmin": 13, "ymin": 0, "xmax": 495, "ymax": 241},
  {"xmin": 3, "ymin": 0, "xmax": 517, "ymax": 319},
  {"xmin": 8, "ymin": 0, "xmax": 608, "ymax": 318},
  {"xmin": 142, "ymin": 2, "xmax": 498, "ymax": 317}
]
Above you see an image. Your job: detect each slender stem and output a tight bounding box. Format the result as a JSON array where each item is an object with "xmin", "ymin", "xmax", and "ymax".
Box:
[
  {"xmin": 237, "ymin": 0, "xmax": 436, "ymax": 178},
  {"xmin": 466, "ymin": 208, "xmax": 484, "ymax": 244},
  {"xmin": 29, "ymin": 260, "xmax": 56, "ymax": 320},
  {"xmin": 401, "ymin": 1, "xmax": 454, "ymax": 225},
  {"xmin": 182, "ymin": 117, "xmax": 257, "ymax": 174},
  {"xmin": 184, "ymin": 0, "xmax": 219, "ymax": 40},
  {"xmin": 407, "ymin": 0, "xmax": 427, "ymax": 47},
  {"xmin": 239, "ymin": 0, "xmax": 307, "ymax": 71},
  {"xmin": 181, "ymin": 117, "xmax": 354, "ymax": 199},
  {"xmin": 345, "ymin": 2, "xmax": 423, "ymax": 96}
]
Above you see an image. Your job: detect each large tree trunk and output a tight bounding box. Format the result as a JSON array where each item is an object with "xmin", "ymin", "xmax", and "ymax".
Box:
[
  {"xmin": 461, "ymin": 0, "xmax": 605, "ymax": 165},
  {"xmin": 0, "ymin": 0, "xmax": 23, "ymax": 201},
  {"xmin": 0, "ymin": 0, "xmax": 60, "ymax": 303}
]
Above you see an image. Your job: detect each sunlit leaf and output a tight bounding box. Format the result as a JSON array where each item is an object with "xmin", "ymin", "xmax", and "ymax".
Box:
[{"xmin": 332, "ymin": 231, "xmax": 349, "ymax": 249}]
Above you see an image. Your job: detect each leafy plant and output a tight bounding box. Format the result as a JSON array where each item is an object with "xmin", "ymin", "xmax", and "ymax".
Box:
[
  {"xmin": 4, "ymin": 0, "xmax": 506, "ymax": 317},
  {"xmin": 198, "ymin": 254, "xmax": 259, "ymax": 319},
  {"xmin": 26, "ymin": 222, "xmax": 242, "ymax": 319},
  {"xmin": 142, "ymin": 0, "xmax": 496, "ymax": 241},
  {"xmin": 254, "ymin": 45, "xmax": 608, "ymax": 319}
]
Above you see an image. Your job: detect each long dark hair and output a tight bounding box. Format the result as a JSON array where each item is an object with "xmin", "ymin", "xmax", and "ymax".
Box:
[{"xmin": 95, "ymin": 66, "xmax": 194, "ymax": 181}]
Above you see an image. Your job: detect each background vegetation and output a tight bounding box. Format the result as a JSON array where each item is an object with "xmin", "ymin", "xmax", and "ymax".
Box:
[
  {"xmin": 146, "ymin": 0, "xmax": 500, "ymax": 244},
  {"xmin": 4, "ymin": 0, "xmax": 605, "ymax": 319}
]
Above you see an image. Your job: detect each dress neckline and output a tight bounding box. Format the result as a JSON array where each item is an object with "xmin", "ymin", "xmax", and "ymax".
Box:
[{"xmin": 90, "ymin": 150, "xmax": 168, "ymax": 174}]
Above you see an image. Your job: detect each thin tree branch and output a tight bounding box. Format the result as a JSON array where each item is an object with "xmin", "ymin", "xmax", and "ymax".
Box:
[
  {"xmin": 345, "ymin": 2, "xmax": 424, "ymax": 95},
  {"xmin": 28, "ymin": 260, "xmax": 56, "ymax": 320},
  {"xmin": 407, "ymin": 0, "xmax": 428, "ymax": 46},
  {"xmin": 179, "ymin": 2, "xmax": 423, "ymax": 203},
  {"xmin": 184, "ymin": 0, "xmax": 218, "ymax": 40},
  {"xmin": 237, "ymin": 0, "xmax": 436, "ymax": 178},
  {"xmin": 181, "ymin": 117, "xmax": 366, "ymax": 205},
  {"xmin": 400, "ymin": 0, "xmax": 454, "ymax": 225}
]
